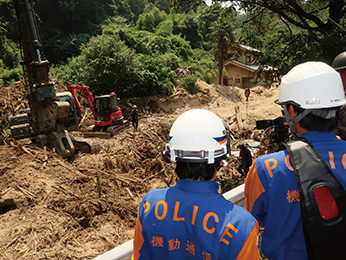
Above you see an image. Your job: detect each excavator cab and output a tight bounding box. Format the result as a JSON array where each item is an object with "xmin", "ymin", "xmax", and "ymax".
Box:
[{"xmin": 94, "ymin": 93, "xmax": 123, "ymax": 126}]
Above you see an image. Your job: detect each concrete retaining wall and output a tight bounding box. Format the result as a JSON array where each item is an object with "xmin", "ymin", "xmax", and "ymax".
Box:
[{"xmin": 93, "ymin": 183, "xmax": 246, "ymax": 260}]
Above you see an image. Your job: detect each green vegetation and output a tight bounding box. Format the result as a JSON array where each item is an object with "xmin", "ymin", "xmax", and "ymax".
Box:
[
  {"xmin": 49, "ymin": 19, "xmax": 211, "ymax": 96},
  {"xmin": 172, "ymin": 0, "xmax": 346, "ymax": 77},
  {"xmin": 215, "ymin": 175, "xmax": 242, "ymax": 194},
  {"xmin": 180, "ymin": 74, "xmax": 198, "ymax": 94},
  {"xmin": 2, "ymin": 0, "xmax": 346, "ymax": 96}
]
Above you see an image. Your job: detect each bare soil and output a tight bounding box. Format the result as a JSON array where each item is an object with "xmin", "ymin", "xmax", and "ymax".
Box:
[{"xmin": 0, "ymin": 79, "xmax": 281, "ymax": 259}]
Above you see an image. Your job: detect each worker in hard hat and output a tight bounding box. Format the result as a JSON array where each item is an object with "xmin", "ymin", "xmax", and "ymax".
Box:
[
  {"xmin": 332, "ymin": 51, "xmax": 346, "ymax": 140},
  {"xmin": 237, "ymin": 143, "xmax": 252, "ymax": 177},
  {"xmin": 132, "ymin": 109, "xmax": 260, "ymax": 260},
  {"xmin": 245, "ymin": 61, "xmax": 346, "ymax": 260},
  {"xmin": 131, "ymin": 105, "xmax": 139, "ymax": 131},
  {"xmin": 332, "ymin": 51, "xmax": 346, "ymax": 87}
]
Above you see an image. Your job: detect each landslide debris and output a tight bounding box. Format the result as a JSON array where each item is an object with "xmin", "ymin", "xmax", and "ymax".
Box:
[{"xmin": 0, "ymin": 79, "xmax": 281, "ymax": 259}]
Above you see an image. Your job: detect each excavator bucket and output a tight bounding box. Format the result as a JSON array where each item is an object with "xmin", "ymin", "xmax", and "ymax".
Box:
[{"xmin": 70, "ymin": 136, "xmax": 102, "ymax": 153}]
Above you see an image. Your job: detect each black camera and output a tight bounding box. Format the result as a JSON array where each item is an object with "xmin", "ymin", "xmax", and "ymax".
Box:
[{"xmin": 256, "ymin": 116, "xmax": 290, "ymax": 145}]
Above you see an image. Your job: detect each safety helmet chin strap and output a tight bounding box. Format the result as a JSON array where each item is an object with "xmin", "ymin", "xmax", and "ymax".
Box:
[{"xmin": 283, "ymin": 104, "xmax": 312, "ymax": 135}]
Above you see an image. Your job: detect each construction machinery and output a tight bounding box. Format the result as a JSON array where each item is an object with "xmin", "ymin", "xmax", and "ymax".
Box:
[
  {"xmin": 8, "ymin": 0, "xmax": 100, "ymax": 160},
  {"xmin": 66, "ymin": 82, "xmax": 130, "ymax": 138}
]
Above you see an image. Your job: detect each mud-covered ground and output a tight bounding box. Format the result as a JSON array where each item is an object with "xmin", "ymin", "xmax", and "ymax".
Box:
[{"xmin": 0, "ymin": 80, "xmax": 281, "ymax": 259}]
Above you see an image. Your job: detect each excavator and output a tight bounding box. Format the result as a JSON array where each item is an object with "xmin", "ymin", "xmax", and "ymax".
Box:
[
  {"xmin": 8, "ymin": 0, "xmax": 100, "ymax": 160},
  {"xmin": 66, "ymin": 82, "xmax": 129, "ymax": 138}
]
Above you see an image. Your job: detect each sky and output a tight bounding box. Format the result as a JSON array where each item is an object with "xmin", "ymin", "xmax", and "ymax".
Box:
[{"xmin": 205, "ymin": 0, "xmax": 234, "ymax": 8}]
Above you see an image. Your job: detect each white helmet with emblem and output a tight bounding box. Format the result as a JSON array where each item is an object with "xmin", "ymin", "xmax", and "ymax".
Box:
[
  {"xmin": 164, "ymin": 109, "xmax": 230, "ymax": 164},
  {"xmin": 278, "ymin": 61, "xmax": 346, "ymax": 109},
  {"xmin": 277, "ymin": 62, "xmax": 346, "ymax": 132}
]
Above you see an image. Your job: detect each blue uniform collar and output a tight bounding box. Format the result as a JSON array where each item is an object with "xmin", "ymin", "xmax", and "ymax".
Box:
[
  {"xmin": 175, "ymin": 179, "xmax": 219, "ymax": 193},
  {"xmin": 301, "ymin": 131, "xmax": 337, "ymax": 142}
]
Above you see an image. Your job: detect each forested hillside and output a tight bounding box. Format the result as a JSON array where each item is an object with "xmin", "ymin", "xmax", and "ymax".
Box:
[
  {"xmin": 1, "ymin": 1, "xmax": 346, "ymax": 259},
  {"xmin": 1, "ymin": 0, "xmax": 346, "ymax": 97}
]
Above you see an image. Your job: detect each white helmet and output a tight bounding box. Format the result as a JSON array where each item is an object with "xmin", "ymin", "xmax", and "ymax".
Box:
[
  {"xmin": 278, "ymin": 61, "xmax": 346, "ymax": 109},
  {"xmin": 277, "ymin": 61, "xmax": 346, "ymax": 133},
  {"xmin": 164, "ymin": 109, "xmax": 230, "ymax": 164}
]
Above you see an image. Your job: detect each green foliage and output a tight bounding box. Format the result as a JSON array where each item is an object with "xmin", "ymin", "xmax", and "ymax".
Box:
[
  {"xmin": 13, "ymin": 0, "xmax": 346, "ymax": 97},
  {"xmin": 2, "ymin": 129, "xmax": 12, "ymax": 140},
  {"xmin": 0, "ymin": 36, "xmax": 20, "ymax": 69},
  {"xmin": 103, "ymin": 21, "xmax": 153, "ymax": 54},
  {"xmin": 0, "ymin": 0, "xmax": 18, "ymax": 41},
  {"xmin": 4, "ymin": 0, "xmax": 346, "ymax": 91},
  {"xmin": 0, "ymin": 60, "xmax": 21, "ymax": 86},
  {"xmin": 180, "ymin": 74, "xmax": 198, "ymax": 94},
  {"xmin": 149, "ymin": 0, "xmax": 171, "ymax": 14},
  {"xmin": 173, "ymin": 0, "xmax": 346, "ymax": 81},
  {"xmin": 136, "ymin": 7, "xmax": 167, "ymax": 32},
  {"xmin": 205, "ymin": 70, "xmax": 218, "ymax": 84},
  {"xmin": 147, "ymin": 35, "xmax": 171, "ymax": 54},
  {"xmin": 104, "ymin": 20, "xmax": 194, "ymax": 59},
  {"xmin": 32, "ymin": 0, "xmax": 158, "ymax": 64},
  {"xmin": 171, "ymin": 11, "xmax": 203, "ymax": 49},
  {"xmin": 58, "ymin": 29, "xmax": 178, "ymax": 97},
  {"xmin": 136, "ymin": 54, "xmax": 175, "ymax": 96},
  {"xmin": 3, "ymin": 0, "xmax": 207, "ymax": 90},
  {"xmin": 49, "ymin": 62, "xmax": 73, "ymax": 84},
  {"xmin": 254, "ymin": 23, "xmax": 336, "ymax": 78},
  {"xmin": 183, "ymin": 48, "xmax": 214, "ymax": 82},
  {"xmin": 0, "ymin": 0, "xmax": 20, "ymax": 70},
  {"xmin": 215, "ymin": 175, "xmax": 241, "ymax": 194},
  {"xmin": 52, "ymin": 18, "xmax": 213, "ymax": 97},
  {"xmin": 155, "ymin": 19, "xmax": 173, "ymax": 37},
  {"xmin": 171, "ymin": 0, "xmax": 208, "ymax": 13},
  {"xmin": 208, "ymin": 10, "xmax": 237, "ymax": 85},
  {"xmin": 72, "ymin": 34, "xmax": 139, "ymax": 97},
  {"xmin": 45, "ymin": 33, "xmax": 92, "ymax": 64},
  {"xmin": 36, "ymin": 0, "xmax": 111, "ymax": 63},
  {"xmin": 161, "ymin": 53, "xmax": 181, "ymax": 70},
  {"xmin": 250, "ymin": 77, "xmax": 271, "ymax": 88},
  {"xmin": 127, "ymin": 0, "xmax": 151, "ymax": 21},
  {"xmin": 238, "ymin": 2, "xmax": 346, "ymax": 76},
  {"xmin": 168, "ymin": 35, "xmax": 193, "ymax": 60}
]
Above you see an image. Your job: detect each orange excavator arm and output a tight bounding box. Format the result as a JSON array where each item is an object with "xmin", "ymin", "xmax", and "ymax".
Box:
[{"xmin": 66, "ymin": 82, "xmax": 95, "ymax": 119}]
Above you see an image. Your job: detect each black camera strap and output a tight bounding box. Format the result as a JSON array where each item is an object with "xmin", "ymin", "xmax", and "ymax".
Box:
[{"xmin": 285, "ymin": 137, "xmax": 346, "ymax": 260}]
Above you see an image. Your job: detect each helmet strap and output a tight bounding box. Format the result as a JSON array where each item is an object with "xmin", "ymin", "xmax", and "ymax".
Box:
[{"xmin": 283, "ymin": 105, "xmax": 311, "ymax": 134}]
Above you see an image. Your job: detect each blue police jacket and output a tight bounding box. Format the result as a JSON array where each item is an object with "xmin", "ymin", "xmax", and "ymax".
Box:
[
  {"xmin": 245, "ymin": 131, "xmax": 346, "ymax": 260},
  {"xmin": 133, "ymin": 179, "xmax": 260, "ymax": 260}
]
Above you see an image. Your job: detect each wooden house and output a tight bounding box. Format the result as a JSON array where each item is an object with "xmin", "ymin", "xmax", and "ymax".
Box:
[{"xmin": 210, "ymin": 43, "xmax": 265, "ymax": 88}]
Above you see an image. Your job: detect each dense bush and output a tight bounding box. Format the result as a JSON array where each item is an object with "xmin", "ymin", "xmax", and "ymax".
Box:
[
  {"xmin": 48, "ymin": 21, "xmax": 213, "ymax": 98},
  {"xmin": 0, "ymin": 0, "xmax": 216, "ymax": 97},
  {"xmin": 181, "ymin": 74, "xmax": 198, "ymax": 94},
  {"xmin": 0, "ymin": 61, "xmax": 21, "ymax": 86}
]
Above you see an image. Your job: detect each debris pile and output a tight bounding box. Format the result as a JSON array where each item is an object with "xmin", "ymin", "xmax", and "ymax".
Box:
[
  {"xmin": 174, "ymin": 66, "xmax": 195, "ymax": 78},
  {"xmin": 0, "ymin": 79, "xmax": 282, "ymax": 259}
]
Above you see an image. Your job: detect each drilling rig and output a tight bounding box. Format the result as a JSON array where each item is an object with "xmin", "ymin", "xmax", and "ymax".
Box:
[{"xmin": 8, "ymin": 0, "xmax": 75, "ymax": 161}]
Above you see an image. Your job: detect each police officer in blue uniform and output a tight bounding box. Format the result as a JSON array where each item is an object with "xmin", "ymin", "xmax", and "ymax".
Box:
[
  {"xmin": 245, "ymin": 62, "xmax": 346, "ymax": 260},
  {"xmin": 132, "ymin": 109, "xmax": 260, "ymax": 260}
]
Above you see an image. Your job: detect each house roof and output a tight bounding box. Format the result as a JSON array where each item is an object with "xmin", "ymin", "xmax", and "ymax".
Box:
[
  {"xmin": 224, "ymin": 59, "xmax": 260, "ymax": 72},
  {"xmin": 224, "ymin": 59, "xmax": 276, "ymax": 73},
  {"xmin": 211, "ymin": 43, "xmax": 260, "ymax": 54},
  {"xmin": 236, "ymin": 43, "xmax": 261, "ymax": 53}
]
